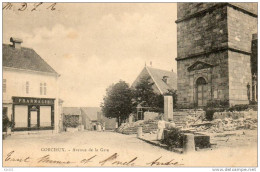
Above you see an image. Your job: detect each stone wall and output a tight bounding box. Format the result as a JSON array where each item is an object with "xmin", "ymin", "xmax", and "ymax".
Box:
[
  {"xmin": 251, "ymin": 35, "xmax": 257, "ymax": 75},
  {"xmin": 176, "ymin": 3, "xmax": 257, "ymax": 108},
  {"xmin": 227, "ymin": 6, "xmax": 257, "ymax": 53},
  {"xmin": 228, "ymin": 51, "xmax": 252, "ymax": 105},
  {"xmin": 176, "ymin": 3, "xmax": 229, "ymax": 107},
  {"xmin": 213, "ymin": 110, "xmax": 257, "ymax": 120},
  {"xmin": 229, "ymin": 3, "xmax": 258, "ymax": 15},
  {"xmin": 144, "ymin": 112, "xmax": 159, "ymax": 121},
  {"xmin": 177, "ymin": 51, "xmax": 229, "ymax": 107},
  {"xmin": 177, "ymin": 3, "xmax": 220, "ymax": 20},
  {"xmin": 177, "ymin": 5, "xmax": 228, "ymax": 59},
  {"xmin": 177, "ymin": 3, "xmax": 257, "ymax": 21},
  {"xmin": 227, "ymin": 5, "xmax": 257, "ymax": 105}
]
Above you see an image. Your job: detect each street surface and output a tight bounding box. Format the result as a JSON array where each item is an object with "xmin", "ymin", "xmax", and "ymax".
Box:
[{"xmin": 3, "ymin": 130, "xmax": 257, "ymax": 167}]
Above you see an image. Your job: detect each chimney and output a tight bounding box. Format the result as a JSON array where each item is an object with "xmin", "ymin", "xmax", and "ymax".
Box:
[
  {"xmin": 163, "ymin": 76, "xmax": 169, "ymax": 84},
  {"xmin": 10, "ymin": 37, "xmax": 23, "ymax": 49}
]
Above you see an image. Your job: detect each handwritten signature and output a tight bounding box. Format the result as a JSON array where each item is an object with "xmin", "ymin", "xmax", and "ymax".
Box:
[
  {"xmin": 4, "ymin": 150, "xmax": 183, "ymax": 166},
  {"xmin": 99, "ymin": 153, "xmax": 138, "ymax": 166},
  {"xmin": 3, "ymin": 2, "xmax": 57, "ymax": 12},
  {"xmin": 146, "ymin": 156, "xmax": 183, "ymax": 166},
  {"xmin": 5, "ymin": 151, "xmax": 31, "ymax": 163}
]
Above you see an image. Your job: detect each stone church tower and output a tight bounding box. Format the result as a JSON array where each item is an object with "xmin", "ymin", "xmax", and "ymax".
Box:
[{"xmin": 176, "ymin": 3, "xmax": 257, "ymax": 108}]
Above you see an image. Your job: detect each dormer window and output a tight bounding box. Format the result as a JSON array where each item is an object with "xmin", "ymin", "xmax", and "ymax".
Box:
[{"xmin": 162, "ymin": 76, "xmax": 169, "ymax": 84}]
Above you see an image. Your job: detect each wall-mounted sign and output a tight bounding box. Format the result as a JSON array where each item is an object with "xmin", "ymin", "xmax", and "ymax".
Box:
[{"xmin": 13, "ymin": 97, "xmax": 55, "ymax": 105}]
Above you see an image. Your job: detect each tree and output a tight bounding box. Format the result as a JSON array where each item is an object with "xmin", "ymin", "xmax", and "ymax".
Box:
[
  {"xmin": 101, "ymin": 80, "xmax": 133, "ymax": 126},
  {"xmin": 132, "ymin": 75, "xmax": 164, "ymax": 113},
  {"xmin": 132, "ymin": 75, "xmax": 178, "ymax": 113},
  {"xmin": 3, "ymin": 113, "xmax": 11, "ymax": 132}
]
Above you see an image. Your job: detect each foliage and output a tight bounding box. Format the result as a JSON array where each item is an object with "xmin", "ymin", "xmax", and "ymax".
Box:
[
  {"xmin": 204, "ymin": 108, "xmax": 223, "ymax": 121},
  {"xmin": 175, "ymin": 104, "xmax": 196, "ymax": 110},
  {"xmin": 206, "ymin": 100, "xmax": 229, "ymax": 108},
  {"xmin": 101, "ymin": 80, "xmax": 133, "ymax": 126},
  {"xmin": 250, "ymin": 100, "xmax": 258, "ymax": 105},
  {"xmin": 2, "ymin": 113, "xmax": 12, "ymax": 132},
  {"xmin": 162, "ymin": 128, "xmax": 184, "ymax": 148},
  {"xmin": 63, "ymin": 115, "xmax": 80, "ymax": 128},
  {"xmin": 203, "ymin": 100, "xmax": 229, "ymax": 120},
  {"xmin": 132, "ymin": 75, "xmax": 164, "ymax": 113},
  {"xmin": 228, "ymin": 104, "xmax": 249, "ymax": 112},
  {"xmin": 203, "ymin": 100, "xmax": 254, "ymax": 120}
]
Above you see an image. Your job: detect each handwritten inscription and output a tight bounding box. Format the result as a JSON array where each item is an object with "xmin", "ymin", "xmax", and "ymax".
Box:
[
  {"xmin": 99, "ymin": 153, "xmax": 118, "ymax": 166},
  {"xmin": 3, "ymin": 2, "xmax": 57, "ymax": 12},
  {"xmin": 5, "ymin": 151, "xmax": 31, "ymax": 163},
  {"xmin": 80, "ymin": 155, "xmax": 97, "ymax": 164},
  {"xmin": 146, "ymin": 156, "xmax": 183, "ymax": 166},
  {"xmin": 38, "ymin": 155, "xmax": 75, "ymax": 164},
  {"xmin": 4, "ymin": 151, "xmax": 184, "ymax": 166}
]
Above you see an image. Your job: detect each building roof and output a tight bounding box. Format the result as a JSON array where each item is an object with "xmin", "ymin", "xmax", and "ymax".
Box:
[
  {"xmin": 132, "ymin": 66, "xmax": 177, "ymax": 95},
  {"xmin": 63, "ymin": 107, "xmax": 81, "ymax": 116},
  {"xmin": 63, "ymin": 107, "xmax": 101, "ymax": 121},
  {"xmin": 3, "ymin": 44, "xmax": 58, "ymax": 75},
  {"xmin": 81, "ymin": 107, "xmax": 101, "ymax": 121},
  {"xmin": 132, "ymin": 66, "xmax": 177, "ymax": 94},
  {"xmin": 146, "ymin": 66, "xmax": 177, "ymax": 93}
]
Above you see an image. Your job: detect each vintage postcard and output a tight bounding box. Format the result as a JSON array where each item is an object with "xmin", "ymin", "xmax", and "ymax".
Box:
[{"xmin": 2, "ymin": 2, "xmax": 258, "ymax": 168}]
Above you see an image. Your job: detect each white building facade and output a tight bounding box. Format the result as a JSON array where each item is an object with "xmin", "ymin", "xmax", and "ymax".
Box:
[{"xmin": 3, "ymin": 38, "xmax": 61, "ymax": 133}]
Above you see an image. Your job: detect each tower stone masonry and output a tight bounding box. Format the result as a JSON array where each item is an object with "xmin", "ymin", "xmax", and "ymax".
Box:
[{"xmin": 176, "ymin": 3, "xmax": 257, "ymax": 108}]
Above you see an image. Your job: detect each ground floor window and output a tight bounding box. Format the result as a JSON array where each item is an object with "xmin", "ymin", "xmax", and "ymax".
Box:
[
  {"xmin": 40, "ymin": 106, "xmax": 52, "ymax": 127},
  {"xmin": 14, "ymin": 105, "xmax": 28, "ymax": 128}
]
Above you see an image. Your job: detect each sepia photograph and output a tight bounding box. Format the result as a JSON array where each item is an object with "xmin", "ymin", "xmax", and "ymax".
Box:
[{"xmin": 2, "ymin": 2, "xmax": 258, "ymax": 168}]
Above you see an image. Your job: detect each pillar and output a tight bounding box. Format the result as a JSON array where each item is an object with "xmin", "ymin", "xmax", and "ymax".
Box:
[
  {"xmin": 183, "ymin": 133, "xmax": 195, "ymax": 154},
  {"xmin": 164, "ymin": 96, "xmax": 173, "ymax": 121},
  {"xmin": 137, "ymin": 127, "xmax": 143, "ymax": 138}
]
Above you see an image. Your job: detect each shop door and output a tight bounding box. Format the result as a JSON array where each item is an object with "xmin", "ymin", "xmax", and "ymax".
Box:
[
  {"xmin": 29, "ymin": 105, "xmax": 39, "ymax": 129},
  {"xmin": 30, "ymin": 111, "xmax": 38, "ymax": 128}
]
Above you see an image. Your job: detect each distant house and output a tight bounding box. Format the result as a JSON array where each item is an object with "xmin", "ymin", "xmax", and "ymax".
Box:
[
  {"xmin": 97, "ymin": 111, "xmax": 118, "ymax": 130},
  {"xmin": 62, "ymin": 107, "xmax": 117, "ymax": 131},
  {"xmin": 82, "ymin": 107, "xmax": 117, "ymax": 130},
  {"xmin": 131, "ymin": 66, "xmax": 177, "ymax": 95},
  {"xmin": 81, "ymin": 107, "xmax": 99, "ymax": 130},
  {"xmin": 63, "ymin": 107, "xmax": 83, "ymax": 130}
]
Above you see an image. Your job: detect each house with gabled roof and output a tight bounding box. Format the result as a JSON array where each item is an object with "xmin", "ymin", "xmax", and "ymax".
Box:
[
  {"xmin": 131, "ymin": 65, "xmax": 177, "ymax": 95},
  {"xmin": 81, "ymin": 107, "xmax": 99, "ymax": 130},
  {"xmin": 130, "ymin": 65, "xmax": 177, "ymax": 121},
  {"xmin": 3, "ymin": 37, "xmax": 62, "ymax": 133}
]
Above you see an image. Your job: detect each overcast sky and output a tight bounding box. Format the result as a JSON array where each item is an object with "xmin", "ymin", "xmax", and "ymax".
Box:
[{"xmin": 3, "ymin": 3, "xmax": 177, "ymax": 107}]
